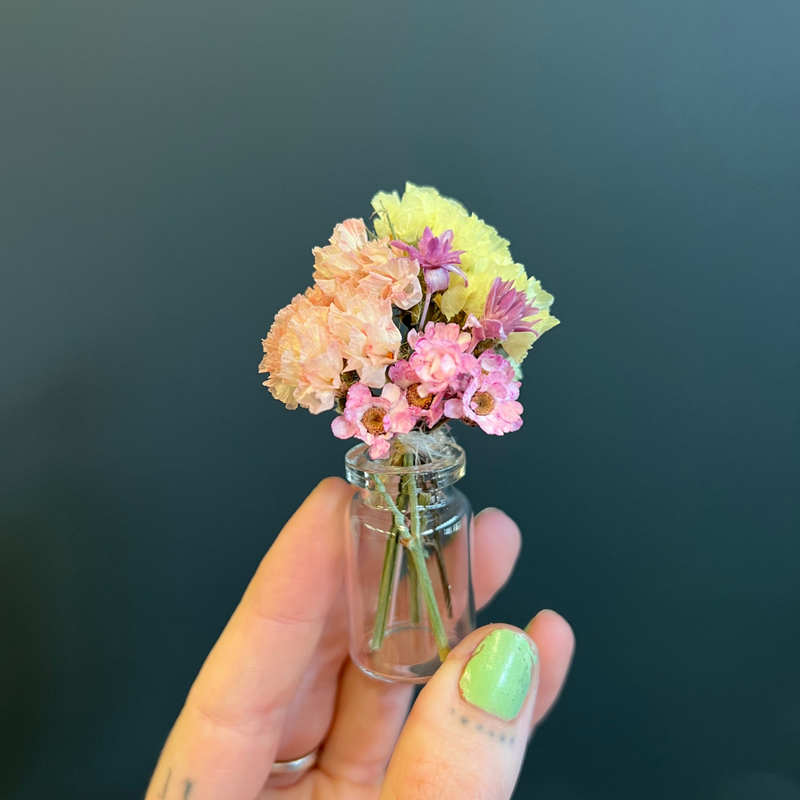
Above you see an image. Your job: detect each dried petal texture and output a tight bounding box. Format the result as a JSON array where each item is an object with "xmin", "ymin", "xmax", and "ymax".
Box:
[
  {"xmin": 259, "ymin": 294, "xmax": 344, "ymax": 413},
  {"xmin": 313, "ymin": 218, "xmax": 422, "ymax": 310},
  {"xmin": 407, "ymin": 322, "xmax": 477, "ymax": 398},
  {"xmin": 328, "ymin": 290, "xmax": 401, "ymax": 388},
  {"xmin": 372, "ymin": 183, "xmax": 558, "ymax": 360},
  {"xmin": 445, "ymin": 351, "xmax": 523, "ymax": 435},
  {"xmin": 501, "ymin": 278, "xmax": 559, "ymax": 362},
  {"xmin": 358, "ymin": 253, "xmax": 423, "ymax": 310}
]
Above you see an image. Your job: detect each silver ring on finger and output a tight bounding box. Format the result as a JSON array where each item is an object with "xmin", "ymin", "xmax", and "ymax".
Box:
[{"xmin": 269, "ymin": 748, "xmax": 319, "ymax": 778}]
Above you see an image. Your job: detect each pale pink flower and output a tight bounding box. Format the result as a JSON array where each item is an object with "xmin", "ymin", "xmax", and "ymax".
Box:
[
  {"xmin": 259, "ymin": 296, "xmax": 344, "ymax": 413},
  {"xmin": 475, "ymin": 350, "xmax": 517, "ymax": 382},
  {"xmin": 387, "ymin": 359, "xmax": 418, "ymax": 388},
  {"xmin": 387, "ymin": 360, "xmax": 446, "ymax": 427},
  {"xmin": 331, "ymin": 382, "xmax": 416, "ymax": 459},
  {"xmin": 328, "ymin": 289, "xmax": 401, "ymax": 388},
  {"xmin": 407, "ymin": 322, "xmax": 477, "ymax": 398},
  {"xmin": 444, "ymin": 355, "xmax": 523, "ymax": 435}
]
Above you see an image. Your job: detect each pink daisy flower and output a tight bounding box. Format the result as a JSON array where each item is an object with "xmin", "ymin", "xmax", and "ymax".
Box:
[
  {"xmin": 331, "ymin": 382, "xmax": 416, "ymax": 459},
  {"xmin": 444, "ymin": 353, "xmax": 523, "ymax": 435},
  {"xmin": 475, "ymin": 350, "xmax": 517, "ymax": 382},
  {"xmin": 388, "ymin": 360, "xmax": 447, "ymax": 427}
]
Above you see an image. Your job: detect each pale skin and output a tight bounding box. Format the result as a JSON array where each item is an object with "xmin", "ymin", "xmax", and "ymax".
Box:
[{"xmin": 146, "ymin": 478, "xmax": 575, "ymax": 800}]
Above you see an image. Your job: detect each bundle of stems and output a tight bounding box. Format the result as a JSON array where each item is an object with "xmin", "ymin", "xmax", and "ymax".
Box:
[{"xmin": 370, "ymin": 445, "xmax": 453, "ymax": 662}]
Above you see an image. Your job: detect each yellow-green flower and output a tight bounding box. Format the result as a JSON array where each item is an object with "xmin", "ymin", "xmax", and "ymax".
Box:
[{"xmin": 371, "ymin": 183, "xmax": 558, "ymax": 362}]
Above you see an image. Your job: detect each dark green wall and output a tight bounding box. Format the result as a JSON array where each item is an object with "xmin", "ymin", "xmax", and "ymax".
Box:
[{"xmin": 1, "ymin": 2, "xmax": 798, "ymax": 798}]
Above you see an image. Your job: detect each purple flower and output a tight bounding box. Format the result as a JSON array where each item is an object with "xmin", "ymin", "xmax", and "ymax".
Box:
[
  {"xmin": 392, "ymin": 227, "xmax": 467, "ymax": 292},
  {"xmin": 467, "ymin": 277, "xmax": 538, "ymax": 347},
  {"xmin": 392, "ymin": 228, "xmax": 468, "ymax": 325}
]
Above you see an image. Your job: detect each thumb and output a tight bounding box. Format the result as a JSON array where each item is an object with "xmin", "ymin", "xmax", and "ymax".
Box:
[{"xmin": 380, "ymin": 624, "xmax": 539, "ymax": 800}]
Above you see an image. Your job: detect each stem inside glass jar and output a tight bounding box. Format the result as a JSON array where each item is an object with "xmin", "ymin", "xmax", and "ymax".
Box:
[{"xmin": 369, "ymin": 454, "xmax": 450, "ymax": 662}]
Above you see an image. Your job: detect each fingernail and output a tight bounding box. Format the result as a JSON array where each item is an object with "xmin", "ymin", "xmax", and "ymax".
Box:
[
  {"xmin": 525, "ymin": 608, "xmax": 557, "ymax": 635},
  {"xmin": 475, "ymin": 506, "xmax": 504, "ymax": 520},
  {"xmin": 459, "ymin": 629, "xmax": 536, "ymax": 721}
]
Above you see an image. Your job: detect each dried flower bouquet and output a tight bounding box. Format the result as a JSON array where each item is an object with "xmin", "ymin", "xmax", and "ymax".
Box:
[{"xmin": 259, "ymin": 183, "xmax": 558, "ymax": 665}]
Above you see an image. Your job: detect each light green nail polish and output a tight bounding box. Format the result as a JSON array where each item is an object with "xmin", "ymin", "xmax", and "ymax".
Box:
[{"xmin": 459, "ymin": 629, "xmax": 535, "ymax": 721}]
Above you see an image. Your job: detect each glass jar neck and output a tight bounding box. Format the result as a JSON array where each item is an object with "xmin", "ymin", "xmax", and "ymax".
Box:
[{"xmin": 344, "ymin": 434, "xmax": 466, "ymax": 495}]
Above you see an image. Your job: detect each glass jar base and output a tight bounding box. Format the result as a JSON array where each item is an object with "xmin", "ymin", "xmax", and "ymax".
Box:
[
  {"xmin": 355, "ymin": 624, "xmax": 443, "ymax": 683},
  {"xmin": 353, "ymin": 614, "xmax": 474, "ymax": 683}
]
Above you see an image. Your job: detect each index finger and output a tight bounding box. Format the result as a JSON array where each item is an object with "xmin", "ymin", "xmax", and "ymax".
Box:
[{"xmin": 145, "ymin": 477, "xmax": 353, "ymax": 800}]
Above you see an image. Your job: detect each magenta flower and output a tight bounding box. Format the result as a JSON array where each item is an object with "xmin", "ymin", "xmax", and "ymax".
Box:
[
  {"xmin": 392, "ymin": 227, "xmax": 467, "ymax": 324},
  {"xmin": 444, "ymin": 351, "xmax": 523, "ymax": 435},
  {"xmin": 331, "ymin": 382, "xmax": 416, "ymax": 459},
  {"xmin": 407, "ymin": 322, "xmax": 478, "ymax": 398},
  {"xmin": 467, "ymin": 277, "xmax": 538, "ymax": 348}
]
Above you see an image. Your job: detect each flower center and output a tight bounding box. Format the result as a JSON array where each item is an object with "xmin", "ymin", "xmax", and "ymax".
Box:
[
  {"xmin": 361, "ymin": 406, "xmax": 387, "ymax": 435},
  {"xmin": 406, "ymin": 383, "xmax": 433, "ymax": 410},
  {"xmin": 472, "ymin": 391, "xmax": 495, "ymax": 416}
]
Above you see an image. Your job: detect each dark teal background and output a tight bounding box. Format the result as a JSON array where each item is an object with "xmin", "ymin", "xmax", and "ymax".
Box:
[{"xmin": 2, "ymin": 1, "xmax": 799, "ymax": 798}]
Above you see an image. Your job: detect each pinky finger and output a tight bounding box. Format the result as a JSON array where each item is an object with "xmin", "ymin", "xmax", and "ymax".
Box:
[{"xmin": 525, "ymin": 609, "xmax": 575, "ymax": 728}]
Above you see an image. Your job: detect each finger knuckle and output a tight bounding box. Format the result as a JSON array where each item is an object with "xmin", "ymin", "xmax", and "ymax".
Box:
[{"xmin": 389, "ymin": 751, "xmax": 498, "ymax": 800}]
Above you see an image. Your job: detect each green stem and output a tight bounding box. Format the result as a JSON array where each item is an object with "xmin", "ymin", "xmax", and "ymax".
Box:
[
  {"xmin": 432, "ymin": 523, "xmax": 453, "ymax": 619},
  {"xmin": 403, "ymin": 454, "xmax": 421, "ymax": 624},
  {"xmin": 370, "ymin": 524, "xmax": 398, "ymax": 651},
  {"xmin": 373, "ymin": 474, "xmax": 450, "ymax": 662},
  {"xmin": 370, "ymin": 451, "xmax": 405, "ymax": 651},
  {"xmin": 406, "ymin": 537, "xmax": 450, "ymax": 663},
  {"xmin": 407, "ymin": 552, "xmax": 420, "ymax": 623}
]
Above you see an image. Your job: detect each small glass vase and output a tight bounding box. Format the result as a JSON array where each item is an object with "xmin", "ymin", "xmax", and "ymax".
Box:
[{"xmin": 344, "ymin": 434, "xmax": 475, "ymax": 683}]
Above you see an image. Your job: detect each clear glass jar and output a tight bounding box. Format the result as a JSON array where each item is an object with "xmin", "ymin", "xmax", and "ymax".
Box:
[{"xmin": 344, "ymin": 436, "xmax": 475, "ymax": 683}]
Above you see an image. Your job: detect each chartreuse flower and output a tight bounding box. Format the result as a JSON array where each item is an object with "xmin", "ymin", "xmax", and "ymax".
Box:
[{"xmin": 371, "ymin": 183, "xmax": 558, "ymax": 362}]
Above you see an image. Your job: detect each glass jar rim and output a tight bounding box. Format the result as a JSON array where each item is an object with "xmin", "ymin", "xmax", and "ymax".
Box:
[{"xmin": 344, "ymin": 439, "xmax": 466, "ymax": 490}]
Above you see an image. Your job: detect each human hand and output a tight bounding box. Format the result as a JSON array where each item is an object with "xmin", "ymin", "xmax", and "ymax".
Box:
[{"xmin": 145, "ymin": 478, "xmax": 575, "ymax": 799}]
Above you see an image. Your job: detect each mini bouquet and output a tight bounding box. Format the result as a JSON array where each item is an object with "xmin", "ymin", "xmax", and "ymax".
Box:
[{"xmin": 259, "ymin": 183, "xmax": 558, "ymax": 681}]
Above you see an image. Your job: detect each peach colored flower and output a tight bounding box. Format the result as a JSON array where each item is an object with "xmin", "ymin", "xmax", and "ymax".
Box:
[
  {"xmin": 259, "ymin": 294, "xmax": 311, "ymax": 408},
  {"xmin": 328, "ymin": 288, "xmax": 401, "ymax": 388},
  {"xmin": 359, "ymin": 254, "xmax": 423, "ymax": 310},
  {"xmin": 312, "ymin": 218, "xmax": 422, "ymax": 309},
  {"xmin": 331, "ymin": 217, "xmax": 370, "ymax": 251},
  {"xmin": 312, "ymin": 219, "xmax": 369, "ymax": 297},
  {"xmin": 292, "ymin": 305, "xmax": 345, "ymax": 413},
  {"xmin": 304, "ymin": 284, "xmax": 331, "ymax": 307},
  {"xmin": 259, "ymin": 295, "xmax": 344, "ymax": 413}
]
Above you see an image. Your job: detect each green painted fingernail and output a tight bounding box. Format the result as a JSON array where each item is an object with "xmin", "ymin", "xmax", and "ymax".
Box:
[{"xmin": 459, "ymin": 629, "xmax": 535, "ymax": 721}]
